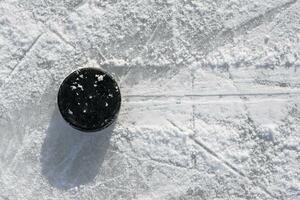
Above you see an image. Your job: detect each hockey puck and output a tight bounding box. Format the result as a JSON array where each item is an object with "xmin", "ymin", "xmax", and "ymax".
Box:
[{"xmin": 57, "ymin": 68, "xmax": 121, "ymax": 132}]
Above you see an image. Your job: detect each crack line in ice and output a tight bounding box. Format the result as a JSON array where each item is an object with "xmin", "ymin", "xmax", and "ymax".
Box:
[
  {"xmin": 2, "ymin": 33, "xmax": 44, "ymax": 86},
  {"xmin": 189, "ymin": 135, "xmax": 279, "ymax": 199}
]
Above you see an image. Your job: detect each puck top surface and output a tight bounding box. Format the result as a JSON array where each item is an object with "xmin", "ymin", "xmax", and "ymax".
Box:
[{"xmin": 57, "ymin": 68, "xmax": 121, "ymax": 132}]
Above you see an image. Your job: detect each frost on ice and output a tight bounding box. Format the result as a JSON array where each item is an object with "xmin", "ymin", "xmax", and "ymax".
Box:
[{"xmin": 0, "ymin": 0, "xmax": 300, "ymax": 200}]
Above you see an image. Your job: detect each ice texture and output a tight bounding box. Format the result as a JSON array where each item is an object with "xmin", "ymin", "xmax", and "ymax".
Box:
[{"xmin": 0, "ymin": 0, "xmax": 300, "ymax": 199}]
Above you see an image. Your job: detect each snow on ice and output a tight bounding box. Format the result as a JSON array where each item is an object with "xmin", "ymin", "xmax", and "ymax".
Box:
[{"xmin": 0, "ymin": 0, "xmax": 300, "ymax": 199}]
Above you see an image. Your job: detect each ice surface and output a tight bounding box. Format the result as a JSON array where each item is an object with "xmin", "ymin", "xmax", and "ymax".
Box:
[{"xmin": 0, "ymin": 0, "xmax": 300, "ymax": 199}]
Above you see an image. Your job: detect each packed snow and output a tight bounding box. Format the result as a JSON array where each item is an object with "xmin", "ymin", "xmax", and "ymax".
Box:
[{"xmin": 0, "ymin": 0, "xmax": 300, "ymax": 199}]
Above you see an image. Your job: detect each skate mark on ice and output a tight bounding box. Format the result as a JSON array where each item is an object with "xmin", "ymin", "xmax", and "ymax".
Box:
[
  {"xmin": 146, "ymin": 20, "xmax": 163, "ymax": 45},
  {"xmin": 233, "ymin": 0, "xmax": 298, "ymax": 35},
  {"xmin": 49, "ymin": 28, "xmax": 76, "ymax": 49},
  {"xmin": 3, "ymin": 33, "xmax": 43, "ymax": 85},
  {"xmin": 189, "ymin": 135, "xmax": 279, "ymax": 199},
  {"xmin": 148, "ymin": 156, "xmax": 191, "ymax": 170},
  {"xmin": 166, "ymin": 119, "xmax": 186, "ymax": 132},
  {"xmin": 189, "ymin": 135, "xmax": 246, "ymax": 177},
  {"xmin": 73, "ymin": 0, "xmax": 89, "ymax": 10},
  {"xmin": 126, "ymin": 152, "xmax": 192, "ymax": 171},
  {"xmin": 120, "ymin": 18, "xmax": 169, "ymax": 85},
  {"xmin": 168, "ymin": 117, "xmax": 279, "ymax": 198},
  {"xmin": 124, "ymin": 91, "xmax": 300, "ymax": 99},
  {"xmin": 192, "ymin": 105, "xmax": 195, "ymax": 131},
  {"xmin": 199, "ymin": 0, "xmax": 298, "ymax": 56}
]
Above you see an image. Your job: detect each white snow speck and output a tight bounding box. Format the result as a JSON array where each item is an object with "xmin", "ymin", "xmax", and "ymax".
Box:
[
  {"xmin": 77, "ymin": 84, "xmax": 84, "ymax": 91},
  {"xmin": 68, "ymin": 109, "xmax": 73, "ymax": 115},
  {"xmin": 96, "ymin": 75, "xmax": 104, "ymax": 81},
  {"xmin": 70, "ymin": 85, "xmax": 77, "ymax": 90}
]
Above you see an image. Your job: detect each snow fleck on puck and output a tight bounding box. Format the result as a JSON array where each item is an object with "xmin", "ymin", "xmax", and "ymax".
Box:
[{"xmin": 57, "ymin": 68, "xmax": 121, "ymax": 132}]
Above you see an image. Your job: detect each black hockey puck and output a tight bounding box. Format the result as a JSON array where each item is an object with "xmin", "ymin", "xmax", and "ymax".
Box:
[{"xmin": 57, "ymin": 68, "xmax": 121, "ymax": 132}]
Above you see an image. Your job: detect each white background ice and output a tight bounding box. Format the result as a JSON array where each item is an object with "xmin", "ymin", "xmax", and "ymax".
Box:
[{"xmin": 0, "ymin": 0, "xmax": 300, "ymax": 199}]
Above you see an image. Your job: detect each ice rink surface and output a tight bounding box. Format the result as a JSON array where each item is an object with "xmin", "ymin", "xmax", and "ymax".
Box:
[{"xmin": 0, "ymin": 0, "xmax": 300, "ymax": 199}]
